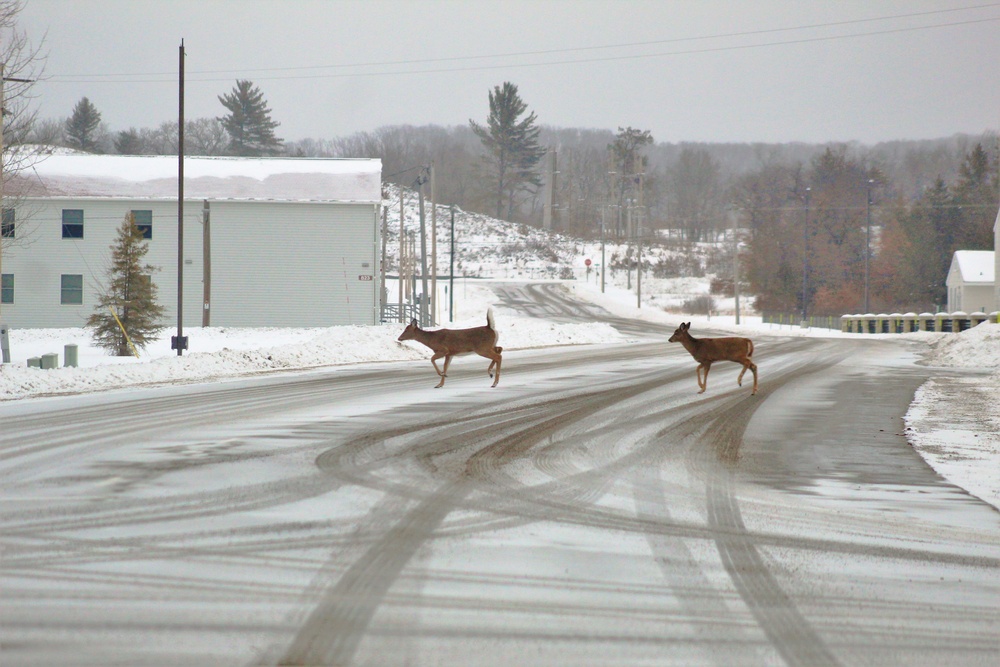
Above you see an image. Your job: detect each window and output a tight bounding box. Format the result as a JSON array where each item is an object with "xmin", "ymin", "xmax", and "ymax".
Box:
[
  {"xmin": 1, "ymin": 274, "xmax": 12, "ymax": 304},
  {"xmin": 62, "ymin": 209, "xmax": 84, "ymax": 238},
  {"xmin": 131, "ymin": 210, "xmax": 152, "ymax": 239},
  {"xmin": 61, "ymin": 274, "xmax": 83, "ymax": 305},
  {"xmin": 1, "ymin": 208, "xmax": 13, "ymax": 239}
]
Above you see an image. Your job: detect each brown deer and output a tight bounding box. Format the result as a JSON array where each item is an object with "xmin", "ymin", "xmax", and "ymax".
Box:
[
  {"xmin": 668, "ymin": 322, "xmax": 757, "ymax": 395},
  {"xmin": 397, "ymin": 309, "xmax": 502, "ymax": 388}
]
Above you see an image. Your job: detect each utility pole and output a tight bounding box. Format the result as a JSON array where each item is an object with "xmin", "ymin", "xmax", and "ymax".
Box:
[
  {"xmin": 732, "ymin": 208, "xmax": 741, "ymax": 325},
  {"xmin": 801, "ymin": 187, "xmax": 811, "ymax": 328},
  {"xmin": 430, "ymin": 163, "xmax": 437, "ymax": 326},
  {"xmin": 415, "ymin": 170, "xmax": 429, "ymax": 327},
  {"xmin": 398, "ymin": 186, "xmax": 404, "ymax": 321},
  {"xmin": 172, "ymin": 40, "xmax": 188, "ymax": 356},
  {"xmin": 600, "ymin": 206, "xmax": 606, "ymax": 294},
  {"xmin": 380, "ymin": 205, "xmax": 387, "ymax": 323},
  {"xmin": 449, "ymin": 205, "xmax": 455, "ymax": 323},
  {"xmin": 202, "ymin": 200, "xmax": 210, "ymax": 326},
  {"xmin": 636, "ymin": 173, "xmax": 644, "ymax": 308},
  {"xmin": 865, "ymin": 179, "xmax": 873, "ymax": 314},
  {"xmin": 625, "ymin": 203, "xmax": 632, "ymax": 290}
]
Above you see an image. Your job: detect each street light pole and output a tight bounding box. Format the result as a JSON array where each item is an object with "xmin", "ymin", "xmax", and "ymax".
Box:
[
  {"xmin": 732, "ymin": 208, "xmax": 740, "ymax": 325},
  {"xmin": 865, "ymin": 179, "xmax": 873, "ymax": 314},
  {"xmin": 801, "ymin": 187, "xmax": 811, "ymax": 328},
  {"xmin": 449, "ymin": 204, "xmax": 455, "ymax": 323},
  {"xmin": 600, "ymin": 206, "xmax": 606, "ymax": 293}
]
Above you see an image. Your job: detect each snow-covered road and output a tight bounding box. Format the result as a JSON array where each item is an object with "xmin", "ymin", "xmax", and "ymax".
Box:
[{"xmin": 2, "ymin": 282, "xmax": 998, "ymax": 666}]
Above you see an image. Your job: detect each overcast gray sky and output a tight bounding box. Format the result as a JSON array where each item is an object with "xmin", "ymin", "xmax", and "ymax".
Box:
[{"xmin": 17, "ymin": 0, "xmax": 1000, "ymax": 145}]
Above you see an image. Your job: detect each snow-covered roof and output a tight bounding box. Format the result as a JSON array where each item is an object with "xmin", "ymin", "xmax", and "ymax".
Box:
[
  {"xmin": 951, "ymin": 250, "xmax": 995, "ymax": 283},
  {"xmin": 8, "ymin": 153, "xmax": 382, "ymax": 203}
]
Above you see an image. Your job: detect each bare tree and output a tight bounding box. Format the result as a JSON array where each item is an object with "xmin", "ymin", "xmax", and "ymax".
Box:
[
  {"xmin": 2, "ymin": 0, "xmax": 48, "ymax": 307},
  {"xmin": 669, "ymin": 148, "xmax": 723, "ymax": 242},
  {"xmin": 186, "ymin": 117, "xmax": 229, "ymax": 155}
]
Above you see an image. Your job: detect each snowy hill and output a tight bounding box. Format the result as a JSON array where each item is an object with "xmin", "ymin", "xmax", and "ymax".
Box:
[{"xmin": 382, "ymin": 184, "xmax": 738, "ymax": 315}]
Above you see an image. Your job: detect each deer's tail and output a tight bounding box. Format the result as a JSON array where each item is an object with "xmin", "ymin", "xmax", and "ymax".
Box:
[
  {"xmin": 747, "ymin": 339, "xmax": 754, "ymax": 358},
  {"xmin": 487, "ymin": 307, "xmax": 495, "ymax": 330}
]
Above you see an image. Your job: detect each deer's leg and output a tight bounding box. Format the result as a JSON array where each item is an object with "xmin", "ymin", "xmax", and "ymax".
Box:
[
  {"xmin": 430, "ymin": 353, "xmax": 449, "ymax": 387},
  {"xmin": 749, "ymin": 361, "xmax": 758, "ymax": 395},
  {"xmin": 430, "ymin": 353, "xmax": 446, "ymax": 377},
  {"xmin": 737, "ymin": 362, "xmax": 747, "ymax": 386},
  {"xmin": 433, "ymin": 355, "xmax": 454, "ymax": 388},
  {"xmin": 480, "ymin": 348, "xmax": 502, "ymax": 387},
  {"xmin": 697, "ymin": 362, "xmax": 712, "ymax": 393},
  {"xmin": 490, "ymin": 351, "xmax": 501, "ymax": 387}
]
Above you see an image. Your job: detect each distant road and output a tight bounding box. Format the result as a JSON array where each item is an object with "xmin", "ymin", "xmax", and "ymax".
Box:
[{"xmin": 2, "ymin": 282, "xmax": 997, "ymax": 667}]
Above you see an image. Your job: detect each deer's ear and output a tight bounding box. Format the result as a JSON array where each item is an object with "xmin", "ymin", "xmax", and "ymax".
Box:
[
  {"xmin": 409, "ymin": 319, "xmax": 417, "ymax": 326},
  {"xmin": 683, "ymin": 322, "xmax": 690, "ymax": 329}
]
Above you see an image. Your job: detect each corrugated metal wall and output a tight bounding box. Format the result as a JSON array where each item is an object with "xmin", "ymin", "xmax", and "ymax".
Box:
[{"xmin": 209, "ymin": 201, "xmax": 380, "ymax": 327}]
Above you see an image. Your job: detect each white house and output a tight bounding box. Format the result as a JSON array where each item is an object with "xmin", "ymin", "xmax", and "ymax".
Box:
[
  {"xmin": 995, "ymin": 204, "xmax": 1000, "ymax": 311},
  {"xmin": 1, "ymin": 154, "xmax": 383, "ymax": 329},
  {"xmin": 946, "ymin": 249, "xmax": 995, "ymax": 313}
]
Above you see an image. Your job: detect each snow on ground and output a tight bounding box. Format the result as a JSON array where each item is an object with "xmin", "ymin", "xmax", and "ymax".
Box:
[
  {"xmin": 2, "ymin": 278, "xmax": 998, "ymax": 511},
  {"xmin": 0, "ymin": 281, "xmax": 622, "ymax": 401},
  {"xmin": 900, "ymin": 320, "xmax": 1000, "ymax": 511}
]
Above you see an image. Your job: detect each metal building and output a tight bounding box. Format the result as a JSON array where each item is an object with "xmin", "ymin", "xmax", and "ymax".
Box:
[{"xmin": 0, "ymin": 154, "xmax": 383, "ymax": 329}]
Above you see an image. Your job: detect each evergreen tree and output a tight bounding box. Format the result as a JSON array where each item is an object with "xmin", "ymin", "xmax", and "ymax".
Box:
[
  {"xmin": 65, "ymin": 96, "xmax": 103, "ymax": 152},
  {"xmin": 470, "ymin": 82, "xmax": 546, "ymax": 220},
  {"xmin": 114, "ymin": 127, "xmax": 145, "ymax": 155},
  {"xmin": 609, "ymin": 127, "xmax": 654, "ymax": 238},
  {"xmin": 217, "ymin": 80, "xmax": 283, "ymax": 156},
  {"xmin": 87, "ymin": 213, "xmax": 166, "ymax": 356},
  {"xmin": 952, "ymin": 143, "xmax": 998, "ymax": 249}
]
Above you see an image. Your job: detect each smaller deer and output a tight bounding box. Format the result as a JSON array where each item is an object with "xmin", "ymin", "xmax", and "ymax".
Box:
[
  {"xmin": 668, "ymin": 322, "xmax": 758, "ymax": 395},
  {"xmin": 397, "ymin": 309, "xmax": 502, "ymax": 388}
]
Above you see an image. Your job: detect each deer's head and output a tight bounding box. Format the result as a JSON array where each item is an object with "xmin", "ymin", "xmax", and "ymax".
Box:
[
  {"xmin": 668, "ymin": 322, "xmax": 691, "ymax": 343},
  {"xmin": 397, "ymin": 319, "xmax": 420, "ymax": 342}
]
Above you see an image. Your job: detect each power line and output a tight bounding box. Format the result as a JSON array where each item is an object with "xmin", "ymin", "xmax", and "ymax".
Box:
[{"xmin": 45, "ymin": 7, "xmax": 1000, "ymax": 84}]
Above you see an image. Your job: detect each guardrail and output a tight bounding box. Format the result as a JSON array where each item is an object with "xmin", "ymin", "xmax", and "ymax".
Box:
[
  {"xmin": 839, "ymin": 311, "xmax": 1000, "ymax": 334},
  {"xmin": 762, "ymin": 313, "xmax": 840, "ymax": 330}
]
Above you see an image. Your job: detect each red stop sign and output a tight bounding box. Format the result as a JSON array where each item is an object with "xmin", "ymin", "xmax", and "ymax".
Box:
[{"xmin": 585, "ymin": 258, "xmax": 592, "ymax": 267}]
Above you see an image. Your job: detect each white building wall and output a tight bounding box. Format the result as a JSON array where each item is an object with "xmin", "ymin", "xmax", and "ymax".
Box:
[
  {"xmin": 2, "ymin": 198, "xmax": 381, "ymax": 329},
  {"xmin": 958, "ymin": 285, "xmax": 995, "ymax": 314},
  {"xmin": 2, "ymin": 198, "xmax": 203, "ymax": 329},
  {"xmin": 208, "ymin": 201, "xmax": 381, "ymax": 326},
  {"xmin": 995, "ymin": 207, "xmax": 999, "ymax": 312}
]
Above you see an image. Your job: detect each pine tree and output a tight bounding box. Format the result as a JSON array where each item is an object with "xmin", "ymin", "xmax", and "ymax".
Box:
[
  {"xmin": 114, "ymin": 127, "xmax": 145, "ymax": 155},
  {"xmin": 65, "ymin": 96, "xmax": 103, "ymax": 152},
  {"xmin": 469, "ymin": 82, "xmax": 546, "ymax": 221},
  {"xmin": 87, "ymin": 213, "xmax": 166, "ymax": 356},
  {"xmin": 952, "ymin": 143, "xmax": 998, "ymax": 249},
  {"xmin": 609, "ymin": 127, "xmax": 654, "ymax": 238},
  {"xmin": 217, "ymin": 80, "xmax": 283, "ymax": 156}
]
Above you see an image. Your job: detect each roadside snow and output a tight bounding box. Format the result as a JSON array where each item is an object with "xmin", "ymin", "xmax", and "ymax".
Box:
[
  {"xmin": 903, "ymin": 322, "xmax": 1000, "ymax": 511},
  {"xmin": 0, "ymin": 282, "xmax": 622, "ymax": 400}
]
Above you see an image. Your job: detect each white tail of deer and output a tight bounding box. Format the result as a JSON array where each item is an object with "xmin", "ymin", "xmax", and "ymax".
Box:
[
  {"xmin": 668, "ymin": 322, "xmax": 757, "ymax": 395},
  {"xmin": 397, "ymin": 309, "xmax": 502, "ymax": 388}
]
